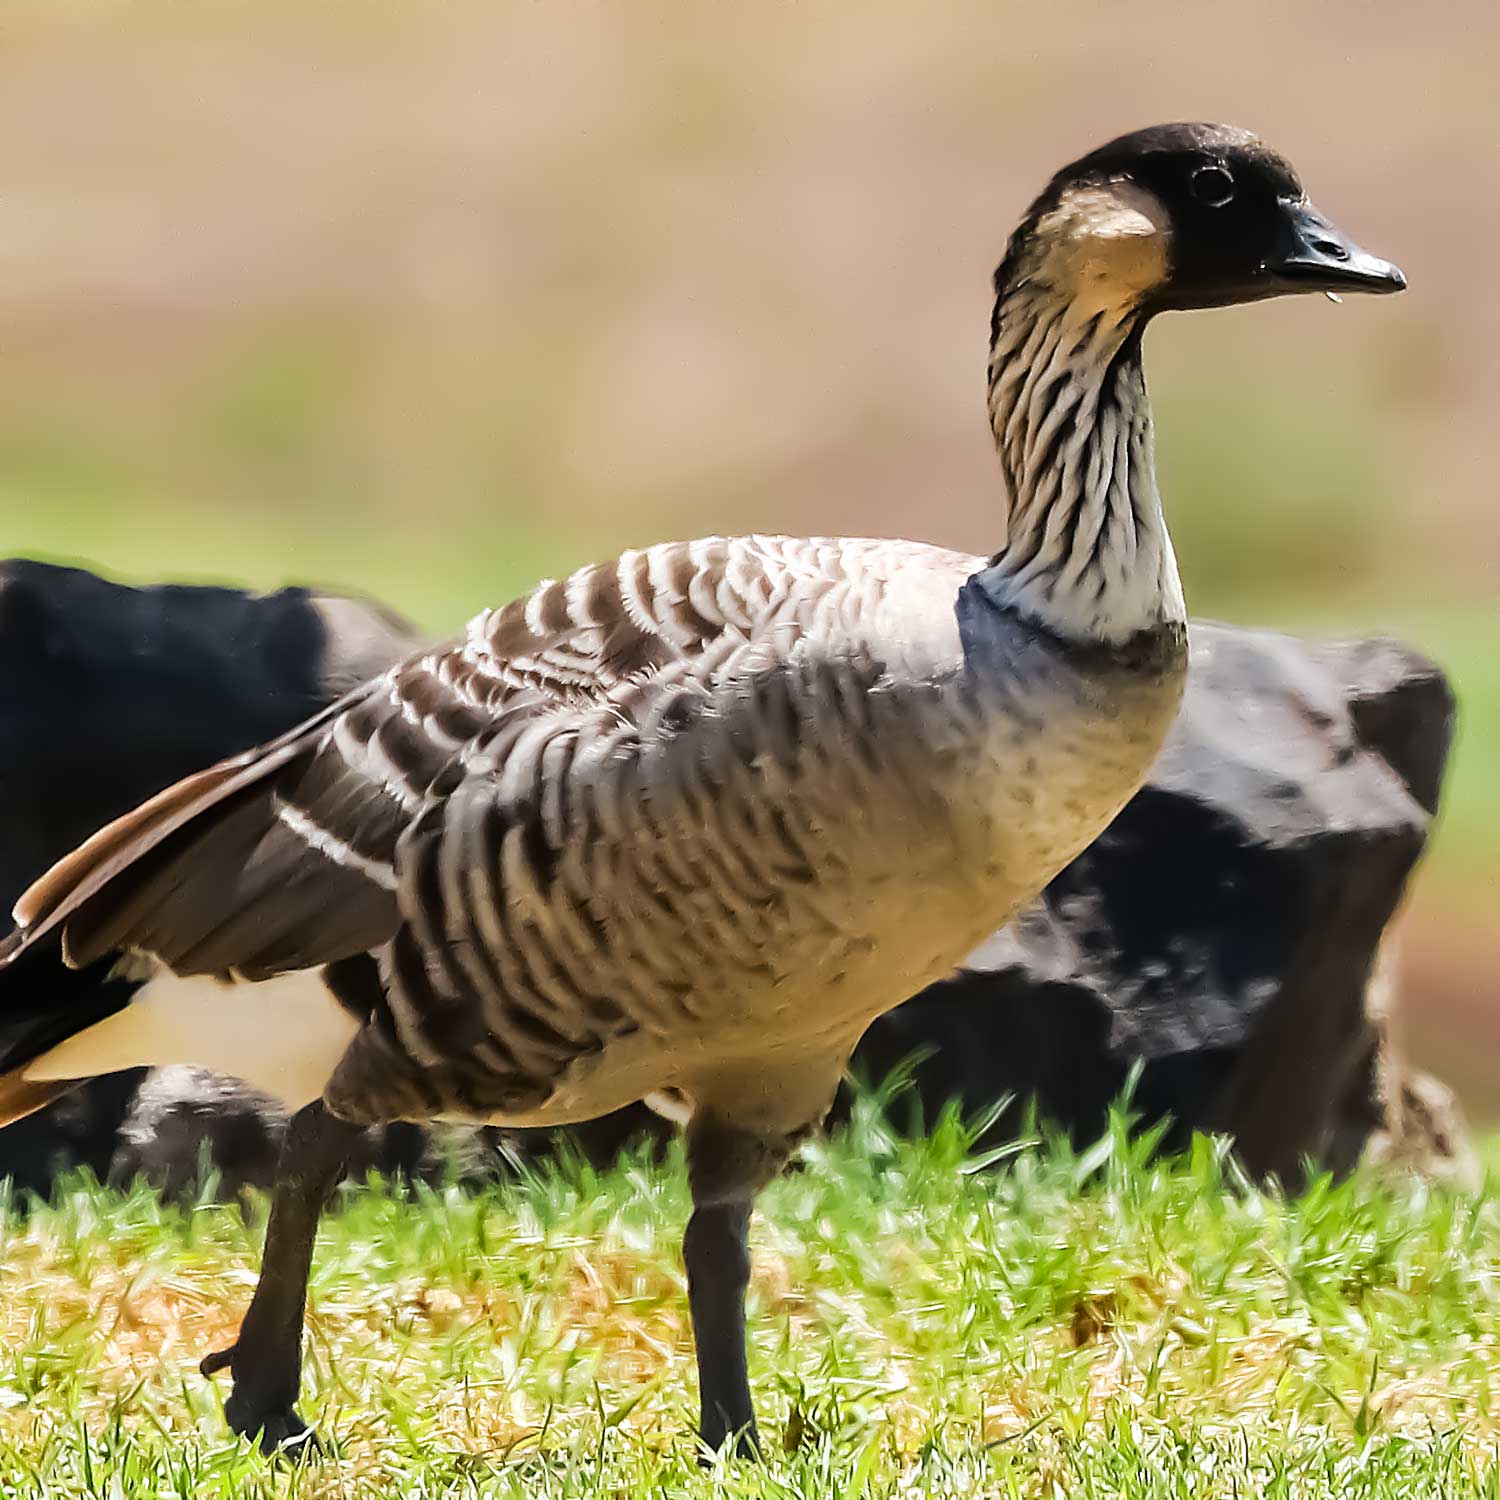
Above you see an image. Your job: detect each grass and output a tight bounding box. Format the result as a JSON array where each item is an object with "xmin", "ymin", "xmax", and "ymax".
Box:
[{"xmin": 5, "ymin": 1092, "xmax": 1500, "ymax": 1496}]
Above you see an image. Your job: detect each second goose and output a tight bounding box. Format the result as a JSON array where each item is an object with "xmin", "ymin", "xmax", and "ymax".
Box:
[{"xmin": 0, "ymin": 122, "xmax": 1404, "ymax": 1457}]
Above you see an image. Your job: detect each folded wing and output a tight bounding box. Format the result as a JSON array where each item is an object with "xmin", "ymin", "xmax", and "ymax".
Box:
[{"xmin": 0, "ymin": 539, "xmax": 785, "ymax": 984}]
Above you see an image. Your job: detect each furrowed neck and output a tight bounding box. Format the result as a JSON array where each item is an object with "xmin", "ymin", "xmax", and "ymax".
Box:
[{"xmin": 978, "ymin": 276, "xmax": 1185, "ymax": 645}]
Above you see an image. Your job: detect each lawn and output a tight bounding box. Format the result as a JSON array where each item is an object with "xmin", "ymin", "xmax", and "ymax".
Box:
[{"xmin": 4, "ymin": 1096, "xmax": 1500, "ymax": 1497}]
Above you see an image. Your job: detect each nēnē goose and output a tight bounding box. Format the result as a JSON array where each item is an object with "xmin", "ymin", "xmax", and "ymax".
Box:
[{"xmin": 0, "ymin": 123, "xmax": 1403, "ymax": 1457}]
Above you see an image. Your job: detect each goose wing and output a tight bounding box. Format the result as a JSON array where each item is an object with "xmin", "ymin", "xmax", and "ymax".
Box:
[{"xmin": 0, "ymin": 538, "xmax": 830, "ymax": 982}]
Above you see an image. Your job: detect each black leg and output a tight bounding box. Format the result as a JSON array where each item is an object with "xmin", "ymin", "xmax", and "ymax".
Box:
[
  {"xmin": 201, "ymin": 1099, "xmax": 361, "ymax": 1455},
  {"xmin": 684, "ymin": 1199, "xmax": 758, "ymax": 1457},
  {"xmin": 683, "ymin": 1115, "xmax": 797, "ymax": 1461}
]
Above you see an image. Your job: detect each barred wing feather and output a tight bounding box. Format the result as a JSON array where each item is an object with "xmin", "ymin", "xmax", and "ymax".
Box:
[{"xmin": 0, "ymin": 538, "xmax": 840, "ymax": 984}]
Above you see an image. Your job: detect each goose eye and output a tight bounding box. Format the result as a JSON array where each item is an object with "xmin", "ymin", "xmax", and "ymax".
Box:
[{"xmin": 1190, "ymin": 163, "xmax": 1235, "ymax": 208}]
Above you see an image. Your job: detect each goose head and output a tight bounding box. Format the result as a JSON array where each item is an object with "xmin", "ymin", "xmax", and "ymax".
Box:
[
  {"xmin": 983, "ymin": 124, "xmax": 1404, "ymax": 643},
  {"xmin": 996, "ymin": 122, "xmax": 1405, "ymax": 325}
]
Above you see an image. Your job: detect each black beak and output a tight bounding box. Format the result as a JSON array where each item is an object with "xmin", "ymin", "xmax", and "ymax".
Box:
[{"xmin": 1263, "ymin": 199, "xmax": 1406, "ymax": 295}]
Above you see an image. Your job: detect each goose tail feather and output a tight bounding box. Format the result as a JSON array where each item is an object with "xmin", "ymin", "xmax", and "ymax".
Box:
[{"xmin": 0, "ymin": 1075, "xmax": 83, "ymax": 1130}]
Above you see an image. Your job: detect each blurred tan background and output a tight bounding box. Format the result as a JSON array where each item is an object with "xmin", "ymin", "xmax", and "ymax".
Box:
[{"xmin": 0, "ymin": 4, "xmax": 1495, "ymax": 1109}]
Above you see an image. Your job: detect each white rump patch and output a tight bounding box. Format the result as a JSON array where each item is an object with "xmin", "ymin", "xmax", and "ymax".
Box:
[{"xmin": 23, "ymin": 969, "xmax": 360, "ymax": 1111}]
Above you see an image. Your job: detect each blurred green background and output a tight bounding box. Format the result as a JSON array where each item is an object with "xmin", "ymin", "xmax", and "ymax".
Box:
[{"xmin": 0, "ymin": 5, "xmax": 1494, "ymax": 1107}]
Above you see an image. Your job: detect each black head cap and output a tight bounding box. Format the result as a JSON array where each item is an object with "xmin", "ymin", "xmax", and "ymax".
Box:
[{"xmin": 1011, "ymin": 122, "xmax": 1405, "ymax": 314}]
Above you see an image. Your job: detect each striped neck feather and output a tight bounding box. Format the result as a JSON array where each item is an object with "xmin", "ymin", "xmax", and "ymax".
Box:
[{"xmin": 978, "ymin": 280, "xmax": 1186, "ymax": 645}]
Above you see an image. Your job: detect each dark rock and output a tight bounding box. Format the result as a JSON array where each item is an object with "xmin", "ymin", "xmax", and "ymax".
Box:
[{"xmin": 110, "ymin": 1067, "xmax": 508, "ymax": 1199}]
